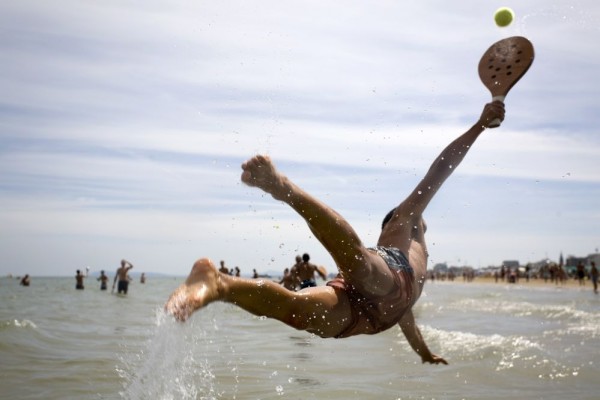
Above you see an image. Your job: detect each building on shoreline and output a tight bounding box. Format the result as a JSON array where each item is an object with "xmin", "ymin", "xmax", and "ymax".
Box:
[{"xmin": 431, "ymin": 252, "xmax": 600, "ymax": 281}]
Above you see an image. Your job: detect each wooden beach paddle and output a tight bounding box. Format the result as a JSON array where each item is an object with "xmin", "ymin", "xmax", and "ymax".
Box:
[{"xmin": 478, "ymin": 36, "xmax": 535, "ymax": 128}]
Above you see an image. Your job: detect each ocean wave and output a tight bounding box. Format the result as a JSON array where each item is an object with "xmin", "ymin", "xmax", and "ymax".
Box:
[{"xmin": 445, "ymin": 297, "xmax": 595, "ymax": 322}]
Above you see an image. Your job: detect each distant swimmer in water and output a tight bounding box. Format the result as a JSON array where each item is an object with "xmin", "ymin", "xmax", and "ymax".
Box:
[
  {"xmin": 166, "ymin": 102, "xmax": 505, "ymax": 364},
  {"xmin": 20, "ymin": 274, "xmax": 30, "ymax": 287},
  {"xmin": 218, "ymin": 260, "xmax": 229, "ymax": 274},
  {"xmin": 112, "ymin": 259, "xmax": 134, "ymax": 295},
  {"xmin": 75, "ymin": 270, "xmax": 85, "ymax": 290}
]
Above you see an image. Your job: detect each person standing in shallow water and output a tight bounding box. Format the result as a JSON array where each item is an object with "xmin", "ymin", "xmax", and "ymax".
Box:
[
  {"xmin": 112, "ymin": 259, "xmax": 134, "ymax": 294},
  {"xmin": 75, "ymin": 270, "xmax": 85, "ymax": 290},
  {"xmin": 97, "ymin": 270, "xmax": 109, "ymax": 290},
  {"xmin": 279, "ymin": 268, "xmax": 297, "ymax": 291},
  {"xmin": 278, "ymin": 255, "xmax": 302, "ymax": 291},
  {"xmin": 20, "ymin": 274, "xmax": 30, "ymax": 287},
  {"xmin": 218, "ymin": 260, "xmax": 229, "ymax": 274},
  {"xmin": 590, "ymin": 262, "xmax": 598, "ymax": 294},
  {"xmin": 295, "ymin": 253, "xmax": 327, "ymax": 289},
  {"xmin": 166, "ymin": 102, "xmax": 506, "ymax": 364},
  {"xmin": 576, "ymin": 262, "xmax": 586, "ymax": 286}
]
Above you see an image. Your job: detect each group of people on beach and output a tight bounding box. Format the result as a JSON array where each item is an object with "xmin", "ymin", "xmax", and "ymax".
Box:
[{"xmin": 492, "ymin": 262, "xmax": 599, "ymax": 293}]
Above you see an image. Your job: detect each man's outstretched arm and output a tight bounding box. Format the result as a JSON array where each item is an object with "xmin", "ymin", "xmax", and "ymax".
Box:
[
  {"xmin": 398, "ymin": 101, "xmax": 505, "ymax": 217},
  {"xmin": 398, "ymin": 309, "xmax": 448, "ymax": 365}
]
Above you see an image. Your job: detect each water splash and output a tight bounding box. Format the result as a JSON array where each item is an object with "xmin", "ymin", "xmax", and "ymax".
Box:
[{"xmin": 120, "ymin": 309, "xmax": 222, "ymax": 400}]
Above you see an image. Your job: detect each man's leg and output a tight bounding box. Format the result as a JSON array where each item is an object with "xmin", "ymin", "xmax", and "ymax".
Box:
[
  {"xmin": 241, "ymin": 155, "xmax": 395, "ymax": 296},
  {"xmin": 165, "ymin": 258, "xmax": 353, "ymax": 338}
]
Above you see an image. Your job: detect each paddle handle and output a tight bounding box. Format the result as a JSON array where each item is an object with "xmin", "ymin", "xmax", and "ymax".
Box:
[{"xmin": 488, "ymin": 95, "xmax": 505, "ymax": 128}]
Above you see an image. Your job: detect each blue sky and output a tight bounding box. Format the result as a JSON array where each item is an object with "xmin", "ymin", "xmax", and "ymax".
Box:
[{"xmin": 1, "ymin": 1, "xmax": 599, "ymax": 277}]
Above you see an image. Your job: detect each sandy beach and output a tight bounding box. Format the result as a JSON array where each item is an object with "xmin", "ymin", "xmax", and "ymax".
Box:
[{"xmin": 439, "ymin": 275, "xmax": 596, "ymax": 291}]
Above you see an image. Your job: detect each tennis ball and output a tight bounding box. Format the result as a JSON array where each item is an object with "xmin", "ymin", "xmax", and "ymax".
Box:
[{"xmin": 494, "ymin": 7, "xmax": 514, "ymax": 27}]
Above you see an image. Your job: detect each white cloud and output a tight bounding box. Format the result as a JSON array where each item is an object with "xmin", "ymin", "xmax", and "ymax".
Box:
[{"xmin": 1, "ymin": 0, "xmax": 599, "ymax": 275}]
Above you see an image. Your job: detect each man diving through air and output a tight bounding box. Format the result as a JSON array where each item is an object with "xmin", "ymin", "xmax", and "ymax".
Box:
[{"xmin": 165, "ymin": 101, "xmax": 506, "ymax": 364}]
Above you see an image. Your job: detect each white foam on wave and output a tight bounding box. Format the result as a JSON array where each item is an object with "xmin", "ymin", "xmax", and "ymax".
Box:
[
  {"xmin": 3, "ymin": 319, "xmax": 38, "ymax": 329},
  {"xmin": 419, "ymin": 325, "xmax": 582, "ymax": 380},
  {"xmin": 423, "ymin": 325, "xmax": 542, "ymax": 359},
  {"xmin": 443, "ymin": 297, "xmax": 600, "ymax": 341},
  {"xmin": 446, "ymin": 297, "xmax": 593, "ymax": 321}
]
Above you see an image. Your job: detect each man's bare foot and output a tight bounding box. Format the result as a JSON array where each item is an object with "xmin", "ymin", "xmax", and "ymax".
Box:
[
  {"xmin": 165, "ymin": 258, "xmax": 223, "ymax": 321},
  {"xmin": 241, "ymin": 155, "xmax": 287, "ymax": 200}
]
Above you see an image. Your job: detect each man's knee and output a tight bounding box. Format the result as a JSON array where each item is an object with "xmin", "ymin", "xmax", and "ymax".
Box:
[{"xmin": 192, "ymin": 258, "xmax": 213, "ymax": 270}]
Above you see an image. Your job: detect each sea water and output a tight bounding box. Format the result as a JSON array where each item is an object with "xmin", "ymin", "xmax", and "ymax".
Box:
[{"xmin": 1, "ymin": 276, "xmax": 598, "ymax": 399}]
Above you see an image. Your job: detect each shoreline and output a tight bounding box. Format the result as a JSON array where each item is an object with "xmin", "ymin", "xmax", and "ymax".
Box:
[{"xmin": 431, "ymin": 275, "xmax": 596, "ymax": 291}]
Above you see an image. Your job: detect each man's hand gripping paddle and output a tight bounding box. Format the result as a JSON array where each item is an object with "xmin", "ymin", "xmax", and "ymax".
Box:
[{"xmin": 479, "ymin": 36, "xmax": 534, "ymax": 128}]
